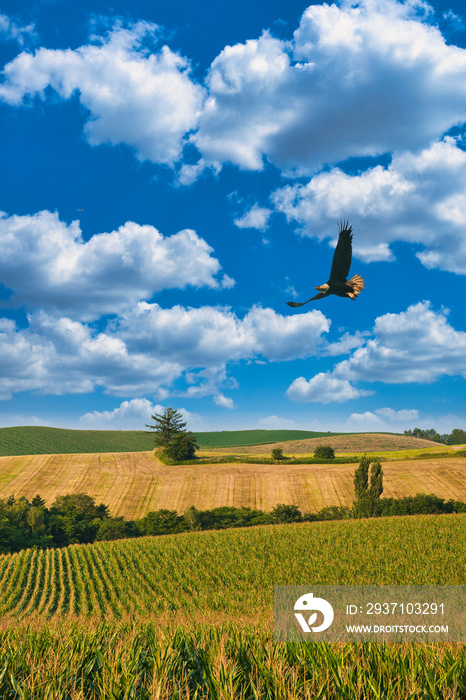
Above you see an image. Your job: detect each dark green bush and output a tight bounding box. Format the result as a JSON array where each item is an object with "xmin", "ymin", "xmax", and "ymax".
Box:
[
  {"xmin": 313, "ymin": 445, "xmax": 335, "ymax": 459},
  {"xmin": 163, "ymin": 432, "xmax": 198, "ymax": 461}
]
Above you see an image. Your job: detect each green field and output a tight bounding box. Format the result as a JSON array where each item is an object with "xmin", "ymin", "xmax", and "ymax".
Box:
[
  {"xmin": 0, "ymin": 426, "xmax": 356, "ymax": 456},
  {"xmin": 193, "ymin": 428, "xmax": 348, "ymax": 447},
  {"xmin": 0, "ymin": 514, "xmax": 465, "ymax": 697}
]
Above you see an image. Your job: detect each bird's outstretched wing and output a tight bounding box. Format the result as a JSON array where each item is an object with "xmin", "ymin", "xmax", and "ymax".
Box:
[
  {"xmin": 328, "ymin": 220, "xmax": 353, "ymax": 284},
  {"xmin": 286, "ymin": 293, "xmax": 326, "ymax": 307}
]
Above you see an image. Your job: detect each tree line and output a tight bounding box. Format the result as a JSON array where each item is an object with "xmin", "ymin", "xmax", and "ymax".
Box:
[{"xmin": 404, "ymin": 427, "xmax": 466, "ymax": 444}]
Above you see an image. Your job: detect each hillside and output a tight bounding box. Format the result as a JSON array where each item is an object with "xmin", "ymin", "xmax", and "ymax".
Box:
[
  {"xmin": 0, "ymin": 450, "xmax": 464, "ymax": 518},
  {"xmin": 0, "ymin": 425, "xmax": 438, "ymax": 457},
  {"xmin": 0, "ymin": 426, "xmax": 351, "ymax": 456},
  {"xmin": 206, "ymin": 432, "xmax": 446, "ymax": 454},
  {"xmin": 193, "ymin": 428, "xmax": 347, "ymax": 447}
]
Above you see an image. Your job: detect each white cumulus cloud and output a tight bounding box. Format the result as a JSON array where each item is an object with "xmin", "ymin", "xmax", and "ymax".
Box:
[
  {"xmin": 78, "ymin": 398, "xmax": 195, "ymax": 429},
  {"xmin": 0, "ymin": 303, "xmax": 332, "ymax": 400},
  {"xmin": 0, "ymin": 13, "xmax": 35, "ymax": 45},
  {"xmin": 234, "ymin": 204, "xmax": 273, "ymax": 231},
  {"xmin": 286, "ymin": 372, "xmax": 373, "ymax": 403},
  {"xmin": 0, "ymin": 19, "xmax": 204, "ymax": 165},
  {"xmin": 213, "ymin": 394, "xmax": 235, "ymax": 409},
  {"xmin": 194, "ymin": 0, "xmax": 466, "ymax": 174},
  {"xmin": 346, "ymin": 407, "xmax": 420, "ymax": 432},
  {"xmin": 289, "ymin": 301, "xmax": 466, "ymax": 407},
  {"xmin": 271, "ymin": 137, "xmax": 466, "ymax": 273},
  {"xmin": 0, "ymin": 210, "xmax": 233, "ymax": 320},
  {"xmin": 334, "ymin": 301, "xmax": 466, "ymax": 384}
]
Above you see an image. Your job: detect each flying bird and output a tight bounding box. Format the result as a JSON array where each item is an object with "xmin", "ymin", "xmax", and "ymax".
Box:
[{"xmin": 286, "ymin": 221, "xmax": 364, "ymax": 307}]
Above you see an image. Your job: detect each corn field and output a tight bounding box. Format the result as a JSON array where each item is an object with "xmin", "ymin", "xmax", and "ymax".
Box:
[
  {"xmin": 0, "ymin": 622, "xmax": 465, "ymax": 699},
  {"xmin": 1, "ymin": 514, "xmax": 465, "ymax": 622},
  {"xmin": 0, "ymin": 514, "xmax": 465, "ymax": 697}
]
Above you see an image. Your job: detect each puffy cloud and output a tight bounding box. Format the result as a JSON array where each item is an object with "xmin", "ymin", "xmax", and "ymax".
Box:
[
  {"xmin": 4, "ymin": 2, "xmax": 466, "ymax": 176},
  {"xmin": 0, "ymin": 303, "xmax": 331, "ymax": 400},
  {"xmin": 78, "ymin": 399, "xmax": 164, "ymax": 428},
  {"xmin": 271, "ymin": 137, "xmax": 466, "ymax": 272},
  {"xmin": 335, "ymin": 301, "xmax": 466, "ymax": 384},
  {"xmin": 0, "ymin": 210, "xmax": 233, "ymax": 320},
  {"xmin": 288, "ymin": 302, "xmax": 466, "ymax": 407},
  {"xmin": 286, "ymin": 372, "xmax": 373, "ymax": 403},
  {"xmin": 0, "ymin": 20, "xmax": 204, "ymax": 165},
  {"xmin": 0, "ymin": 312, "xmax": 182, "ymax": 400},
  {"xmin": 114, "ymin": 302, "xmax": 330, "ymax": 364},
  {"xmin": 257, "ymin": 415, "xmax": 297, "ymax": 429},
  {"xmin": 194, "ymin": 0, "xmax": 466, "ymax": 174},
  {"xmin": 234, "ymin": 204, "xmax": 272, "ymax": 231},
  {"xmin": 213, "ymin": 394, "xmax": 235, "ymax": 409}
]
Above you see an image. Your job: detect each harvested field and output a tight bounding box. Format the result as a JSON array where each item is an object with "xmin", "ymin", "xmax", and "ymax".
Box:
[
  {"xmin": 204, "ymin": 432, "xmax": 447, "ymax": 454},
  {"xmin": 0, "ymin": 451, "xmax": 464, "ymax": 517}
]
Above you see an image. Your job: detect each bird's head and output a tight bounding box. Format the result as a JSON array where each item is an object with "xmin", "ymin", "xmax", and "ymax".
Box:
[{"xmin": 315, "ymin": 284, "xmax": 329, "ymax": 293}]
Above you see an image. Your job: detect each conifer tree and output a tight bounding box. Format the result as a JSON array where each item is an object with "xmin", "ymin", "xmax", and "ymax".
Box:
[{"xmin": 145, "ymin": 407, "xmax": 187, "ymax": 447}]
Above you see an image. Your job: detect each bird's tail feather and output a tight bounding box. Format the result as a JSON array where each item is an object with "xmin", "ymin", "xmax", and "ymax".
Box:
[{"xmin": 348, "ymin": 274, "xmax": 364, "ymax": 297}]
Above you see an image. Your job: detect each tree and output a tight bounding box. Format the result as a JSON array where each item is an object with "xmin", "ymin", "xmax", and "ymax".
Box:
[
  {"xmin": 163, "ymin": 432, "xmax": 198, "ymax": 461},
  {"xmin": 146, "ymin": 407, "xmax": 187, "ymax": 447},
  {"xmin": 138, "ymin": 509, "xmax": 183, "ymax": 536},
  {"xmin": 271, "ymin": 447, "xmax": 285, "ymax": 460},
  {"xmin": 271, "ymin": 504, "xmax": 302, "ymax": 523},
  {"xmin": 314, "ymin": 445, "xmax": 335, "ymax": 460},
  {"xmin": 446, "ymin": 428, "xmax": 466, "ymax": 445},
  {"xmin": 353, "ymin": 456, "xmax": 384, "ymax": 518}
]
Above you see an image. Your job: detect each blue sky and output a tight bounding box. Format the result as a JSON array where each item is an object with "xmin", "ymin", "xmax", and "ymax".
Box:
[{"xmin": 1, "ymin": 0, "xmax": 466, "ymax": 434}]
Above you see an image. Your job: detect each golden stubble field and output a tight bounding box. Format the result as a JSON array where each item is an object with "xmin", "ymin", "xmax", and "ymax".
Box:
[{"xmin": 0, "ymin": 450, "xmax": 464, "ymax": 519}]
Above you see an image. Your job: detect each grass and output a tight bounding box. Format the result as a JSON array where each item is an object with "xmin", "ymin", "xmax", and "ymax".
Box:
[
  {"xmin": 0, "ymin": 514, "xmax": 465, "ymax": 697},
  {"xmin": 0, "ymin": 451, "xmax": 465, "ymax": 518}
]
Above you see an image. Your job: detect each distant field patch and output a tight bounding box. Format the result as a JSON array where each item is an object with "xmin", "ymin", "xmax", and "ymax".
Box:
[
  {"xmin": 208, "ymin": 432, "xmax": 448, "ymax": 454},
  {"xmin": 193, "ymin": 429, "xmax": 347, "ymax": 447},
  {"xmin": 0, "ymin": 451, "xmax": 464, "ymax": 518}
]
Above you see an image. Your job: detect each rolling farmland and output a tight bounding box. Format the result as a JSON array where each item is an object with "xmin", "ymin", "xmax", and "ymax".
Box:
[
  {"xmin": 0, "ymin": 451, "xmax": 465, "ymax": 518},
  {"xmin": 1, "ymin": 514, "xmax": 465, "ymax": 623},
  {"xmin": 0, "ymin": 425, "xmax": 353, "ymax": 456},
  {"xmin": 0, "ymin": 515, "xmax": 465, "ymax": 697}
]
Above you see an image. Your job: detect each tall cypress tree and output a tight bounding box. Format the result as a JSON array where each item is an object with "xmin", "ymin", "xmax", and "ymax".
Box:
[
  {"xmin": 353, "ymin": 455, "xmax": 384, "ymax": 518},
  {"xmin": 353, "ymin": 455, "xmax": 369, "ymax": 500}
]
